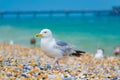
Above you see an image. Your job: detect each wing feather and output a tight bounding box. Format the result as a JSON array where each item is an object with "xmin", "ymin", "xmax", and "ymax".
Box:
[{"xmin": 54, "ymin": 39, "xmax": 73, "ymax": 56}]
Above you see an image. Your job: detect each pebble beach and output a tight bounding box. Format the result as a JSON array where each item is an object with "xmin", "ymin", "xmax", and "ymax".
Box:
[{"xmin": 0, "ymin": 42, "xmax": 120, "ymax": 80}]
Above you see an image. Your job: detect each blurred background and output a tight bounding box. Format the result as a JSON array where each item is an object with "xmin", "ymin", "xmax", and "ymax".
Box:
[{"xmin": 0, "ymin": 0, "xmax": 120, "ymax": 55}]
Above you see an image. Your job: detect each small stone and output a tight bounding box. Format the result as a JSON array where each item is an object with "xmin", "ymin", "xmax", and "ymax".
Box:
[
  {"xmin": 0, "ymin": 55, "xmax": 4, "ymax": 62},
  {"xmin": 46, "ymin": 64, "xmax": 51, "ymax": 69},
  {"xmin": 84, "ymin": 78, "xmax": 89, "ymax": 80},
  {"xmin": 28, "ymin": 67, "xmax": 40, "ymax": 74},
  {"xmin": 48, "ymin": 74, "xmax": 56, "ymax": 79},
  {"xmin": 4, "ymin": 60, "xmax": 10, "ymax": 66},
  {"xmin": 64, "ymin": 68, "xmax": 72, "ymax": 73},
  {"xmin": 110, "ymin": 78, "xmax": 117, "ymax": 80},
  {"xmin": 71, "ymin": 77, "xmax": 76, "ymax": 80},
  {"xmin": 80, "ymin": 75, "xmax": 86, "ymax": 78},
  {"xmin": 78, "ymin": 75, "xmax": 82, "ymax": 79},
  {"xmin": 63, "ymin": 77, "xmax": 71, "ymax": 80},
  {"xmin": 17, "ymin": 64, "xmax": 24, "ymax": 69},
  {"xmin": 30, "ymin": 60, "xmax": 38, "ymax": 67},
  {"xmin": 33, "ymin": 73, "xmax": 37, "ymax": 77},
  {"xmin": 90, "ymin": 73, "xmax": 96, "ymax": 78},
  {"xmin": 19, "ymin": 77, "xmax": 26, "ymax": 80},
  {"xmin": 94, "ymin": 71, "xmax": 99, "ymax": 75},
  {"xmin": 7, "ymin": 72, "xmax": 12, "ymax": 77},
  {"xmin": 37, "ymin": 72, "xmax": 48, "ymax": 79},
  {"xmin": 55, "ymin": 76, "xmax": 62, "ymax": 80},
  {"xmin": 16, "ymin": 68, "xmax": 22, "ymax": 71},
  {"xmin": 13, "ymin": 73, "xmax": 19, "ymax": 77},
  {"xmin": 55, "ymin": 66, "xmax": 61, "ymax": 70},
  {"xmin": 39, "ymin": 66, "xmax": 45, "ymax": 70},
  {"xmin": 24, "ymin": 65, "xmax": 32, "ymax": 70},
  {"xmin": 21, "ymin": 73, "xmax": 29, "ymax": 78},
  {"xmin": 60, "ymin": 73, "xmax": 64, "ymax": 79},
  {"xmin": 22, "ymin": 69, "xmax": 28, "ymax": 73}
]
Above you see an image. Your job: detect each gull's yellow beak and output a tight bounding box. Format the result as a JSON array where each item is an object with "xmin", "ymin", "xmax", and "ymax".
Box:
[{"xmin": 35, "ymin": 33, "xmax": 42, "ymax": 37}]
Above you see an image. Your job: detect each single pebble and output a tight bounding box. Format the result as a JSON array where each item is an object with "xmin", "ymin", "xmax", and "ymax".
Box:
[
  {"xmin": 39, "ymin": 66, "xmax": 45, "ymax": 70},
  {"xmin": 22, "ymin": 69, "xmax": 28, "ymax": 73},
  {"xmin": 16, "ymin": 68, "xmax": 22, "ymax": 71},
  {"xmin": 4, "ymin": 60, "xmax": 10, "ymax": 66},
  {"xmin": 55, "ymin": 66, "xmax": 61, "ymax": 70},
  {"xmin": 84, "ymin": 78, "xmax": 89, "ymax": 80},
  {"xmin": 46, "ymin": 64, "xmax": 51, "ymax": 69},
  {"xmin": 48, "ymin": 74, "xmax": 56, "ymax": 79},
  {"xmin": 7, "ymin": 72, "xmax": 12, "ymax": 77},
  {"xmin": 21, "ymin": 73, "xmax": 29, "ymax": 78},
  {"xmin": 24, "ymin": 65, "xmax": 32, "ymax": 70},
  {"xmin": 94, "ymin": 71, "xmax": 99, "ymax": 75},
  {"xmin": 78, "ymin": 76, "xmax": 82, "ymax": 79},
  {"xmin": 55, "ymin": 76, "xmax": 62, "ymax": 80},
  {"xmin": 33, "ymin": 73, "xmax": 38, "ymax": 77},
  {"xmin": 63, "ymin": 77, "xmax": 71, "ymax": 80},
  {"xmin": 17, "ymin": 64, "xmax": 24, "ymax": 69},
  {"xmin": 71, "ymin": 77, "xmax": 77, "ymax": 80}
]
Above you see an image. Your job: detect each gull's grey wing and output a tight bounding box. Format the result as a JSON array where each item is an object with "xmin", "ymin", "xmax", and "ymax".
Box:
[
  {"xmin": 55, "ymin": 39, "xmax": 74, "ymax": 56},
  {"xmin": 55, "ymin": 39, "xmax": 68, "ymax": 46}
]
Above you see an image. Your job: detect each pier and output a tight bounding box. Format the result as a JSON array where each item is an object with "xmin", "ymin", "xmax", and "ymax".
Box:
[{"xmin": 0, "ymin": 7, "xmax": 120, "ymax": 18}]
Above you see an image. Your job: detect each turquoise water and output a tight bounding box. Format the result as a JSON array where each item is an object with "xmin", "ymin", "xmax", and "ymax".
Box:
[{"xmin": 0, "ymin": 16, "xmax": 120, "ymax": 55}]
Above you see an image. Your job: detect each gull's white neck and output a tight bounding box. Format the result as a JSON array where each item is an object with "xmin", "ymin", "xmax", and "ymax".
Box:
[
  {"xmin": 40, "ymin": 36, "xmax": 54, "ymax": 48},
  {"xmin": 41, "ymin": 36, "xmax": 53, "ymax": 42},
  {"xmin": 40, "ymin": 36, "xmax": 54, "ymax": 56}
]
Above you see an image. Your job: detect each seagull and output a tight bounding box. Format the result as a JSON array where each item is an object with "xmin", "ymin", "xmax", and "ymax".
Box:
[
  {"xmin": 9, "ymin": 40, "xmax": 14, "ymax": 45},
  {"xmin": 114, "ymin": 46, "xmax": 120, "ymax": 56},
  {"xmin": 94, "ymin": 48, "xmax": 104, "ymax": 59},
  {"xmin": 35, "ymin": 29, "xmax": 85, "ymax": 67}
]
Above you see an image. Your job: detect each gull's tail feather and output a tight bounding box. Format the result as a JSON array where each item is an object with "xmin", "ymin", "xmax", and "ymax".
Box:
[{"xmin": 71, "ymin": 50, "xmax": 85, "ymax": 57}]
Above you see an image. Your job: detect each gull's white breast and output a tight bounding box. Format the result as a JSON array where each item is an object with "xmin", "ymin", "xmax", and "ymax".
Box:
[
  {"xmin": 40, "ymin": 38, "xmax": 63, "ymax": 58},
  {"xmin": 94, "ymin": 53, "xmax": 104, "ymax": 59}
]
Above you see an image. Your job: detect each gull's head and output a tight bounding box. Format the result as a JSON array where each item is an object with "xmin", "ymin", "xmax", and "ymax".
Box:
[
  {"xmin": 96, "ymin": 48, "xmax": 104, "ymax": 54},
  {"xmin": 35, "ymin": 29, "xmax": 52, "ymax": 38},
  {"xmin": 94, "ymin": 48, "xmax": 104, "ymax": 59}
]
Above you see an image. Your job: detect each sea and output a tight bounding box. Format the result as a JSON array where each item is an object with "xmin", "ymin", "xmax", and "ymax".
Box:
[{"xmin": 0, "ymin": 16, "xmax": 120, "ymax": 56}]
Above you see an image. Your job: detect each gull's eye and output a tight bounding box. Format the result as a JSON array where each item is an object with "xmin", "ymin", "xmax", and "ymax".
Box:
[{"xmin": 44, "ymin": 31, "xmax": 47, "ymax": 33}]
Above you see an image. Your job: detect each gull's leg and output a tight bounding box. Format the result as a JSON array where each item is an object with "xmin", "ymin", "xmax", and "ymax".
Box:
[
  {"xmin": 53, "ymin": 58, "xmax": 58, "ymax": 67},
  {"xmin": 56, "ymin": 60, "xmax": 59, "ymax": 66},
  {"xmin": 51, "ymin": 58, "xmax": 58, "ymax": 71},
  {"xmin": 52, "ymin": 58, "xmax": 61, "ymax": 71}
]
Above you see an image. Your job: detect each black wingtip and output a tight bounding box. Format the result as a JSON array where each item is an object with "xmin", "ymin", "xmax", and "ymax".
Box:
[
  {"xmin": 71, "ymin": 50, "xmax": 85, "ymax": 57},
  {"xmin": 75, "ymin": 50, "xmax": 85, "ymax": 53}
]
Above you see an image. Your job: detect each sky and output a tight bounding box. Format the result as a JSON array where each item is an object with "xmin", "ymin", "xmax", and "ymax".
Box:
[{"xmin": 0, "ymin": 0, "xmax": 120, "ymax": 11}]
